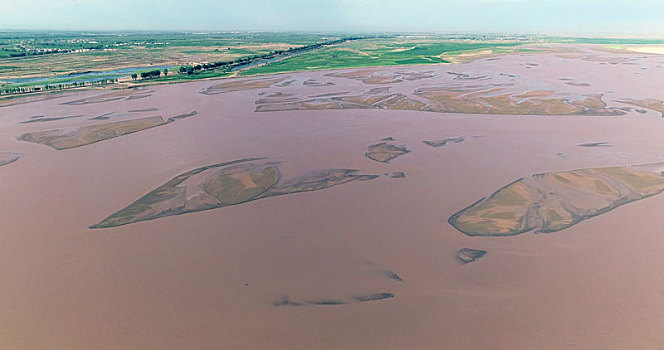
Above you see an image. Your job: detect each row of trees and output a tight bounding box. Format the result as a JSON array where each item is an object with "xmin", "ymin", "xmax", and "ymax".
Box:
[
  {"xmin": 177, "ymin": 36, "xmax": 365, "ymax": 76},
  {"xmin": 9, "ymin": 45, "xmax": 104, "ymax": 57},
  {"xmin": 131, "ymin": 68, "xmax": 168, "ymax": 81},
  {"xmin": 1, "ymin": 78, "xmax": 118, "ymax": 96},
  {"xmin": 127, "ymin": 37, "xmax": 366, "ymax": 81},
  {"xmin": 3, "ymin": 36, "xmax": 367, "ymax": 96}
]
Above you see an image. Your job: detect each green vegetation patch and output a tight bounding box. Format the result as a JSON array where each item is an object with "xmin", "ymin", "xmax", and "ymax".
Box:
[{"xmin": 241, "ymin": 40, "xmax": 522, "ymax": 75}]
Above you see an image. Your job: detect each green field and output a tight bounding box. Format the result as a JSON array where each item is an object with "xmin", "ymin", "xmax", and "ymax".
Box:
[{"xmin": 240, "ymin": 39, "xmax": 524, "ymax": 75}]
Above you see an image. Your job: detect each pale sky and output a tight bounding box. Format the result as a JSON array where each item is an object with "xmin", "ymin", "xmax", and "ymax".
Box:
[{"xmin": 1, "ymin": 0, "xmax": 663, "ymax": 36}]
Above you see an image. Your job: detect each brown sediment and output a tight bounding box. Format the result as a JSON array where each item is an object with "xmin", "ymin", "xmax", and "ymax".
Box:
[
  {"xmin": 306, "ymin": 299, "xmax": 347, "ymax": 306},
  {"xmin": 514, "ymin": 90, "xmax": 554, "ymax": 98},
  {"xmin": 423, "ymin": 137, "xmax": 465, "ymax": 147},
  {"xmin": 565, "ymin": 82, "xmax": 591, "ymax": 87},
  {"xmin": 574, "ymin": 94, "xmax": 610, "ymax": 110},
  {"xmin": 89, "ymin": 112, "xmax": 126, "ymax": 120},
  {"xmin": 255, "ymin": 85, "xmax": 624, "ymax": 116},
  {"xmin": 335, "ymin": 93, "xmax": 428, "ymax": 110},
  {"xmin": 61, "ymin": 89, "xmax": 154, "ymax": 105},
  {"xmin": 367, "ymin": 87, "xmax": 392, "ymax": 94},
  {"xmin": 362, "ymin": 75, "xmax": 403, "ymax": 84},
  {"xmin": 254, "ymin": 92, "xmax": 300, "ymax": 105},
  {"xmin": 578, "ymin": 142, "xmax": 612, "ymax": 147},
  {"xmin": 0, "ymin": 92, "xmax": 66, "ymax": 107},
  {"xmin": 302, "ymin": 79, "xmax": 334, "ymax": 86},
  {"xmin": 352, "ymin": 293, "xmax": 395, "ymax": 302},
  {"xmin": 449, "ymin": 165, "xmax": 664, "ymax": 236},
  {"xmin": 455, "ymin": 248, "xmax": 487, "ymax": 264},
  {"xmin": 255, "ymin": 98, "xmax": 345, "ymax": 112},
  {"xmin": 274, "ymin": 79, "xmax": 296, "ymax": 87},
  {"xmin": 255, "ymin": 97, "xmax": 299, "ymax": 105},
  {"xmin": 415, "ymin": 87, "xmax": 624, "ymax": 115},
  {"xmin": 271, "ymin": 296, "xmax": 304, "ymax": 306},
  {"xmin": 326, "ymin": 70, "xmax": 436, "ymax": 84},
  {"xmin": 557, "ymin": 54, "xmax": 636, "ymax": 65},
  {"xmin": 128, "ymin": 108, "xmax": 159, "ymax": 113},
  {"xmin": 308, "ymin": 91, "xmax": 351, "ymax": 98},
  {"xmin": 125, "ymin": 94, "xmax": 152, "ymax": 101},
  {"xmin": 378, "ymin": 270, "xmax": 404, "ymax": 281},
  {"xmin": 255, "ymin": 92, "xmax": 429, "ymax": 112},
  {"xmin": 365, "ymin": 142, "xmax": 410, "ymax": 163},
  {"xmin": 617, "ymin": 98, "xmax": 664, "ymax": 113},
  {"xmin": 165, "ymin": 111, "xmax": 197, "ymax": 121},
  {"xmin": 19, "ymin": 112, "xmax": 196, "ymax": 150},
  {"xmin": 265, "ymin": 92, "xmax": 294, "ymax": 98},
  {"xmin": 447, "ymin": 71, "xmax": 489, "ymax": 80},
  {"xmin": 324, "ymin": 68, "xmax": 378, "ymax": 80},
  {"xmin": 499, "ymin": 73, "xmax": 517, "ymax": 78},
  {"xmin": 0, "ymin": 151, "xmax": 22, "ymax": 166},
  {"xmin": 91, "ymin": 159, "xmax": 377, "ymax": 228},
  {"xmin": 200, "ymin": 77, "xmax": 286, "ymax": 95},
  {"xmin": 20, "ymin": 115, "xmax": 84, "ymax": 124},
  {"xmin": 272, "ymin": 292, "xmax": 395, "ymax": 307}
]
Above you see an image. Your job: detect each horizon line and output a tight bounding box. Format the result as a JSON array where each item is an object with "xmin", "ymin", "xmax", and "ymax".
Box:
[{"xmin": 1, "ymin": 29, "xmax": 664, "ymax": 39}]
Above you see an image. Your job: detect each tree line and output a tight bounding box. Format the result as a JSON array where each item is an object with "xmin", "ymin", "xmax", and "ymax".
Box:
[
  {"xmin": 128, "ymin": 37, "xmax": 366, "ymax": 81},
  {"xmin": 177, "ymin": 36, "xmax": 365, "ymax": 75},
  {"xmin": 3, "ymin": 36, "xmax": 369, "ymax": 96},
  {"xmin": 1, "ymin": 78, "xmax": 118, "ymax": 96},
  {"xmin": 8, "ymin": 45, "xmax": 105, "ymax": 58},
  {"xmin": 131, "ymin": 68, "xmax": 168, "ymax": 81}
]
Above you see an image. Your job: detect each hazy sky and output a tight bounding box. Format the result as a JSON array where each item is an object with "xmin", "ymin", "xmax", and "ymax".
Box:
[{"xmin": 1, "ymin": 0, "xmax": 664, "ymax": 35}]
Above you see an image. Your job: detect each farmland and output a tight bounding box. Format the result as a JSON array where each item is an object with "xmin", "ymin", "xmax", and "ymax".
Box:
[
  {"xmin": 2, "ymin": 31, "xmax": 664, "ymax": 96},
  {"xmin": 239, "ymin": 37, "xmax": 527, "ymax": 75},
  {"xmin": 0, "ymin": 32, "xmax": 535, "ymax": 93}
]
